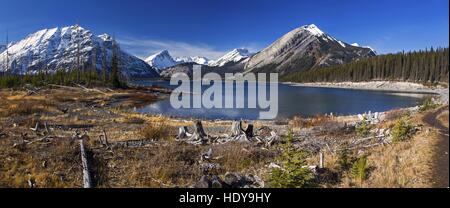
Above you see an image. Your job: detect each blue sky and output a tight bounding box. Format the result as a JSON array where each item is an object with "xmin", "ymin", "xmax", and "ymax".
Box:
[{"xmin": 0, "ymin": 0, "xmax": 448, "ymax": 59}]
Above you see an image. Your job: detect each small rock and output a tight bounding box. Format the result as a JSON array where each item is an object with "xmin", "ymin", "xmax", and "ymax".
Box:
[{"xmin": 224, "ymin": 172, "xmax": 240, "ymax": 187}]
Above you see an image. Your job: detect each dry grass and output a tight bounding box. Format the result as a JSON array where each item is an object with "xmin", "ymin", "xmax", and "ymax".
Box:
[
  {"xmin": 213, "ymin": 142, "xmax": 277, "ymax": 173},
  {"xmin": 384, "ymin": 108, "xmax": 409, "ymax": 121},
  {"xmin": 289, "ymin": 115, "xmax": 342, "ymax": 131},
  {"xmin": 437, "ymin": 110, "xmax": 449, "ymax": 128},
  {"xmin": 1, "ymin": 86, "xmax": 444, "ymax": 188},
  {"xmin": 0, "ymin": 138, "xmax": 82, "ymax": 188},
  {"xmin": 363, "ymin": 130, "xmax": 438, "ymax": 188},
  {"xmin": 96, "ymin": 142, "xmax": 202, "ymax": 188},
  {"xmin": 91, "ymin": 140, "xmax": 278, "ymax": 188},
  {"xmin": 0, "ymin": 93, "xmax": 56, "ymax": 117},
  {"xmin": 336, "ymin": 113, "xmax": 438, "ymax": 188},
  {"xmin": 139, "ymin": 119, "xmax": 172, "ymax": 141}
]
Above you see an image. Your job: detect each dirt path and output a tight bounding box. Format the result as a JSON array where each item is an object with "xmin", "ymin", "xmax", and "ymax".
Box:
[{"xmin": 423, "ymin": 106, "xmax": 449, "ymax": 188}]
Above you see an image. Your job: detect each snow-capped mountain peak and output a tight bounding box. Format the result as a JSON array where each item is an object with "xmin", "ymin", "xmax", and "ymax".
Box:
[
  {"xmin": 0, "ymin": 25, "xmax": 159, "ymax": 77},
  {"xmin": 144, "ymin": 50, "xmax": 178, "ymax": 72},
  {"xmin": 209, "ymin": 48, "xmax": 253, "ymax": 67},
  {"xmin": 302, "ymin": 24, "xmax": 325, "ymax": 37},
  {"xmin": 145, "ymin": 50, "xmax": 217, "ymax": 72},
  {"xmin": 245, "ymin": 23, "xmax": 377, "ymax": 74}
]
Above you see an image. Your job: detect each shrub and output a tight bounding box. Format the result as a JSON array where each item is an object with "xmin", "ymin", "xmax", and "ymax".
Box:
[
  {"xmin": 391, "ymin": 116, "xmax": 415, "ymax": 143},
  {"xmin": 420, "ymin": 97, "xmax": 438, "ymax": 112},
  {"xmin": 268, "ymin": 130, "xmax": 316, "ymax": 188},
  {"xmin": 351, "ymin": 156, "xmax": 369, "ymax": 186},
  {"xmin": 356, "ymin": 117, "xmax": 371, "ymax": 138},
  {"xmin": 337, "ymin": 149, "xmax": 353, "ymax": 171}
]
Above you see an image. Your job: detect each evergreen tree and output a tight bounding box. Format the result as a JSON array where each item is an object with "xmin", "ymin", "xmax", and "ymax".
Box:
[
  {"xmin": 282, "ymin": 48, "xmax": 449, "ymax": 84},
  {"xmin": 110, "ymin": 36, "xmax": 122, "ymax": 88}
]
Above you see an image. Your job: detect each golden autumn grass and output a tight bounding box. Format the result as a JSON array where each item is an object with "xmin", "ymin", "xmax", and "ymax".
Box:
[
  {"xmin": 0, "ymin": 87, "xmax": 447, "ymax": 188},
  {"xmin": 0, "ymin": 88, "xmax": 276, "ymax": 188}
]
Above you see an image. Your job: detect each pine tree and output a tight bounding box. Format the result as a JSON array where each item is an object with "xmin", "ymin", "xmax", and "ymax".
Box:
[{"xmin": 110, "ymin": 36, "xmax": 122, "ymax": 88}]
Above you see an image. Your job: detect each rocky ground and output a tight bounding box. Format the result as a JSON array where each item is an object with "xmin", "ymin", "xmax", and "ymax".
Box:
[{"xmin": 0, "ymin": 84, "xmax": 448, "ymax": 188}]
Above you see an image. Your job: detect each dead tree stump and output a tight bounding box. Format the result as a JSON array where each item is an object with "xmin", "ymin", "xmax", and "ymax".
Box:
[
  {"xmin": 190, "ymin": 120, "xmax": 208, "ymax": 144},
  {"xmin": 245, "ymin": 124, "xmax": 254, "ymax": 138},
  {"xmin": 231, "ymin": 121, "xmax": 245, "ymax": 136},
  {"xmin": 177, "ymin": 126, "xmax": 192, "ymax": 140}
]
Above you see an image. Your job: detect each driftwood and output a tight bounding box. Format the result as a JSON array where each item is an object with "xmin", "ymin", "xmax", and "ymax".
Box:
[
  {"xmin": 22, "ymin": 84, "xmax": 42, "ymax": 96},
  {"xmin": 79, "ymin": 140, "xmax": 93, "ymax": 188},
  {"xmin": 109, "ymin": 139, "xmax": 155, "ymax": 148},
  {"xmin": 319, "ymin": 152, "xmax": 324, "ymax": 169},
  {"xmin": 50, "ymin": 124, "xmax": 95, "ymax": 131},
  {"xmin": 48, "ymin": 84, "xmax": 80, "ymax": 91},
  {"xmin": 30, "ymin": 122, "xmax": 39, "ymax": 132},
  {"xmin": 74, "ymin": 83, "xmax": 107, "ymax": 95}
]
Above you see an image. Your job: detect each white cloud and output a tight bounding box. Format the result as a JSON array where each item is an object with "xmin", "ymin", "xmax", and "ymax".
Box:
[{"xmin": 118, "ymin": 37, "xmax": 230, "ymax": 60}]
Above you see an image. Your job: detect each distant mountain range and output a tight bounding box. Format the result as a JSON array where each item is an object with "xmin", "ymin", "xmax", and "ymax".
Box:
[
  {"xmin": 0, "ymin": 45, "xmax": 5, "ymax": 54},
  {"xmin": 0, "ymin": 24, "xmax": 376, "ymax": 78},
  {"xmin": 0, "ymin": 25, "xmax": 159, "ymax": 78},
  {"xmin": 144, "ymin": 48, "xmax": 252, "ymax": 71},
  {"xmin": 144, "ymin": 50, "xmax": 213, "ymax": 72}
]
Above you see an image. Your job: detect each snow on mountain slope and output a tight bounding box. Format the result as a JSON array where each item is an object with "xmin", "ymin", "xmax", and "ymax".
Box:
[
  {"xmin": 245, "ymin": 24, "xmax": 376, "ymax": 75},
  {"xmin": 145, "ymin": 50, "xmax": 178, "ymax": 72},
  {"xmin": 209, "ymin": 49, "xmax": 253, "ymax": 67},
  {"xmin": 0, "ymin": 25, "xmax": 159, "ymax": 78},
  {"xmin": 145, "ymin": 50, "xmax": 213, "ymax": 72},
  {"xmin": 175, "ymin": 56, "xmax": 212, "ymax": 65}
]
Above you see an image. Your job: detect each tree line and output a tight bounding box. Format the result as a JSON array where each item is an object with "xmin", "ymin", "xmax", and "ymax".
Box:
[{"xmin": 282, "ymin": 47, "xmax": 449, "ymax": 84}]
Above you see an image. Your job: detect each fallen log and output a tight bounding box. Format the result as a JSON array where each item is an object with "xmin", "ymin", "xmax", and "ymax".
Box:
[
  {"xmin": 74, "ymin": 83, "xmax": 108, "ymax": 95},
  {"xmin": 79, "ymin": 140, "xmax": 93, "ymax": 188},
  {"xmin": 109, "ymin": 139, "xmax": 155, "ymax": 148}
]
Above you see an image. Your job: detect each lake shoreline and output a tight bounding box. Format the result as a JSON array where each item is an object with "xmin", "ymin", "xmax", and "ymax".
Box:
[{"xmin": 283, "ymin": 81, "xmax": 449, "ymax": 104}]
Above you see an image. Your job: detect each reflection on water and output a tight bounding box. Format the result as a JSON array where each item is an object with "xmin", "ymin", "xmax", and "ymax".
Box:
[{"xmin": 133, "ymin": 80, "xmax": 426, "ymax": 120}]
